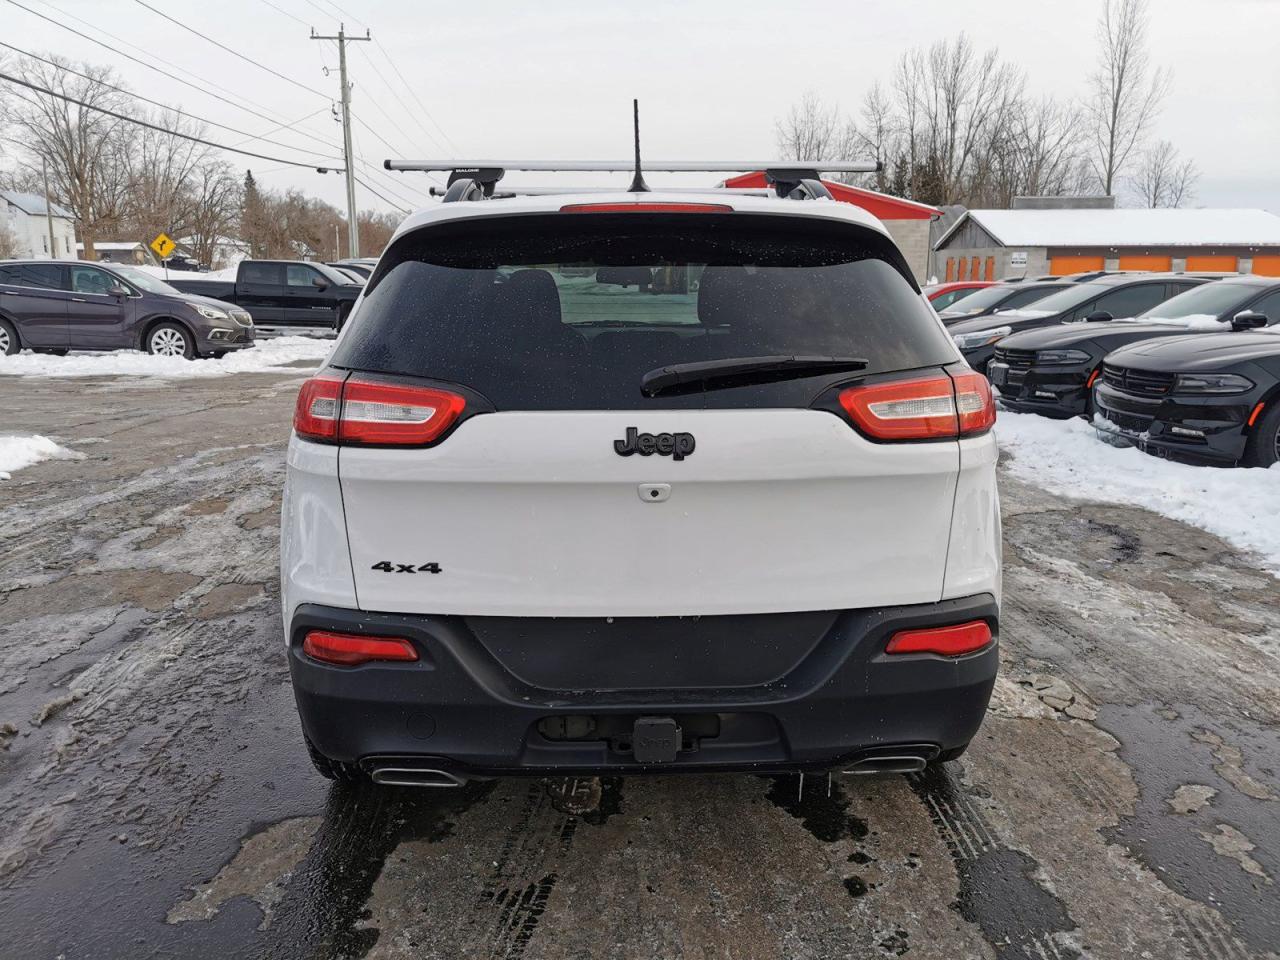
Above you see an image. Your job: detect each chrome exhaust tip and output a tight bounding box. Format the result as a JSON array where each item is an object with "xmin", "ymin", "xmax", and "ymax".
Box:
[
  {"xmin": 369, "ymin": 766, "xmax": 464, "ymax": 788},
  {"xmin": 842, "ymin": 754, "xmax": 929, "ymax": 775}
]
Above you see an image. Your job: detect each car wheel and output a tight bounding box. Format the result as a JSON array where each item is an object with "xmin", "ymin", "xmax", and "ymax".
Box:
[
  {"xmin": 1244, "ymin": 402, "xmax": 1280, "ymax": 468},
  {"xmin": 0, "ymin": 319, "xmax": 18, "ymax": 356},
  {"xmin": 147, "ymin": 323, "xmax": 195, "ymax": 359},
  {"xmin": 305, "ymin": 736, "xmax": 368, "ymax": 782}
]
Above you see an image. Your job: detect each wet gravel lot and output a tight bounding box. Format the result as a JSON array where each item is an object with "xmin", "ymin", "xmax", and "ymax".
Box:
[{"xmin": 1, "ymin": 369, "xmax": 1277, "ymax": 960}]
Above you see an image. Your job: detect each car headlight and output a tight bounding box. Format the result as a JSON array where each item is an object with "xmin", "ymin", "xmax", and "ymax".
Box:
[
  {"xmin": 1175, "ymin": 373, "xmax": 1254, "ymax": 394},
  {"xmin": 192, "ymin": 303, "xmax": 231, "ymax": 321},
  {"xmin": 1034, "ymin": 349, "xmax": 1092, "ymax": 365},
  {"xmin": 953, "ymin": 326, "xmax": 1011, "ymax": 351}
]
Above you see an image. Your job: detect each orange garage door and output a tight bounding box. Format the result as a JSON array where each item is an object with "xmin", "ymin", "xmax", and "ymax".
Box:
[
  {"xmin": 1049, "ymin": 255, "xmax": 1105, "ymax": 274},
  {"xmin": 1185, "ymin": 255, "xmax": 1237, "ymax": 272},
  {"xmin": 1117, "ymin": 255, "xmax": 1172, "ymax": 271},
  {"xmin": 1252, "ymin": 256, "xmax": 1280, "ymax": 277}
]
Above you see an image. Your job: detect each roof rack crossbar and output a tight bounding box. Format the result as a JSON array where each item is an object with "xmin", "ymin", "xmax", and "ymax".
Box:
[{"xmin": 385, "ymin": 159, "xmax": 881, "ymax": 174}]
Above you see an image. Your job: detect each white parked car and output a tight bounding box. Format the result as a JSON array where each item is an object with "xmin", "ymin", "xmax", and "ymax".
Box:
[{"xmin": 281, "ymin": 174, "xmax": 1001, "ymax": 787}]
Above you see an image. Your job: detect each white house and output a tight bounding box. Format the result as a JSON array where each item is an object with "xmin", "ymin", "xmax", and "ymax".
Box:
[{"xmin": 1, "ymin": 191, "xmax": 77, "ymax": 260}]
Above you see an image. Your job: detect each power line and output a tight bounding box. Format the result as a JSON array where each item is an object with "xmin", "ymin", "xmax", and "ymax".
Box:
[
  {"xmin": 131, "ymin": 0, "xmax": 330, "ymax": 101},
  {"xmin": 0, "ymin": 40, "xmax": 344, "ymax": 164},
  {"xmin": 353, "ymin": 44, "xmax": 449, "ymax": 155},
  {"xmin": 284, "ymin": 0, "xmax": 460, "ymax": 155},
  {"xmin": 259, "ymin": 0, "xmax": 310, "ymax": 27},
  {"xmin": 352, "ymin": 174, "xmax": 408, "ymax": 213},
  {"xmin": 0, "ymin": 70, "xmax": 340, "ymax": 171},
  {"xmin": 4, "ymin": 0, "xmax": 339, "ymax": 154}
]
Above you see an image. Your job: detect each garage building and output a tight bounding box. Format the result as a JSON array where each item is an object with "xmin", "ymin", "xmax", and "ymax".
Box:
[{"xmin": 932, "ymin": 208, "xmax": 1280, "ymax": 282}]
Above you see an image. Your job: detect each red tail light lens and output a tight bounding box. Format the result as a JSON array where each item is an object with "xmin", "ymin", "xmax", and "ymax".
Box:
[
  {"xmin": 338, "ymin": 377, "xmax": 466, "ymax": 446},
  {"xmin": 838, "ymin": 371, "xmax": 996, "ymax": 441},
  {"xmin": 294, "ymin": 372, "xmax": 345, "ymax": 441},
  {"xmin": 952, "ymin": 371, "xmax": 996, "ymax": 435},
  {"xmin": 559, "ymin": 202, "xmax": 733, "ymax": 214},
  {"xmin": 839, "ymin": 375, "xmax": 959, "ymax": 440},
  {"xmin": 294, "ymin": 374, "xmax": 466, "ymax": 447},
  {"xmin": 886, "ymin": 620, "xmax": 993, "ymax": 657},
  {"xmin": 302, "ymin": 630, "xmax": 418, "ymax": 666}
]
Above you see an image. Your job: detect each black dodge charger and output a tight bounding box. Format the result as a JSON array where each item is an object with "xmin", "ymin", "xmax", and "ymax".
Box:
[
  {"xmin": 950, "ymin": 273, "xmax": 1207, "ymax": 373},
  {"xmin": 990, "ymin": 277, "xmax": 1280, "ymax": 418},
  {"xmin": 1094, "ymin": 325, "xmax": 1280, "ymax": 467}
]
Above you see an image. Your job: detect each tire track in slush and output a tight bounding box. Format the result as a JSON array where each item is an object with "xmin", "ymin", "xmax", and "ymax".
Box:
[
  {"xmin": 467, "ymin": 777, "xmax": 620, "ymax": 960},
  {"xmin": 906, "ymin": 767, "xmax": 1082, "ymax": 960}
]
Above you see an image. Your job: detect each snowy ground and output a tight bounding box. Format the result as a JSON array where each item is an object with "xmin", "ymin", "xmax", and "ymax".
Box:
[
  {"xmin": 0, "ymin": 337, "xmax": 331, "ymax": 379},
  {"xmin": 0, "ymin": 434, "xmax": 83, "ymax": 480},
  {"xmin": 997, "ymin": 410, "xmax": 1280, "ymax": 575}
]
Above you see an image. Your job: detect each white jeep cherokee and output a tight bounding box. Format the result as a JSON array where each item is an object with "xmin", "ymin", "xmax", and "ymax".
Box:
[{"xmin": 281, "ymin": 187, "xmax": 1001, "ymax": 786}]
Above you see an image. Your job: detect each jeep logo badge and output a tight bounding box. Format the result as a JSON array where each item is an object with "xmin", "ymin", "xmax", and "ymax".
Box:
[{"xmin": 613, "ymin": 427, "xmax": 696, "ymax": 461}]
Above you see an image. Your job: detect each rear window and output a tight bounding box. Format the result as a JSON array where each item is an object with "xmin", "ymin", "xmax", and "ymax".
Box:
[{"xmin": 332, "ymin": 213, "xmax": 957, "ymax": 410}]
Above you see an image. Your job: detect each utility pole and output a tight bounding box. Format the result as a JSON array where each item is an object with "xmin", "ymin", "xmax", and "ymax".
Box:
[
  {"xmin": 311, "ymin": 24, "xmax": 369, "ymax": 258},
  {"xmin": 40, "ymin": 156, "xmax": 56, "ymax": 258}
]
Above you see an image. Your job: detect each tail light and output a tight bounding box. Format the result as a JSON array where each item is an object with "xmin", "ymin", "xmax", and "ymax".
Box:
[
  {"xmin": 886, "ymin": 620, "xmax": 993, "ymax": 657},
  {"xmin": 838, "ymin": 371, "xmax": 995, "ymax": 441},
  {"xmin": 294, "ymin": 372, "xmax": 344, "ymax": 441},
  {"xmin": 294, "ymin": 373, "xmax": 466, "ymax": 446},
  {"xmin": 302, "ymin": 630, "xmax": 418, "ymax": 666}
]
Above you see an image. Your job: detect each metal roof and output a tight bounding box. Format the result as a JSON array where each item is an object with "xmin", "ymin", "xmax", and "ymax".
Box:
[
  {"xmin": 0, "ymin": 190, "xmax": 73, "ymax": 219},
  {"xmin": 935, "ymin": 208, "xmax": 1280, "ymax": 250}
]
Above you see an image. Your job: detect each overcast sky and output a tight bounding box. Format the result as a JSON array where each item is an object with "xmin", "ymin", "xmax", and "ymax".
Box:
[{"xmin": 5, "ymin": 0, "xmax": 1279, "ymax": 216}]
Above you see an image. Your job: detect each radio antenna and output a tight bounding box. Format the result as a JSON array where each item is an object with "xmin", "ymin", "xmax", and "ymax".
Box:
[{"xmin": 627, "ymin": 99, "xmax": 649, "ymax": 193}]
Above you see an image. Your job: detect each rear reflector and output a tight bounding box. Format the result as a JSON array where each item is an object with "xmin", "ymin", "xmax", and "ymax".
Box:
[
  {"xmin": 886, "ymin": 620, "xmax": 993, "ymax": 657},
  {"xmin": 559, "ymin": 202, "xmax": 733, "ymax": 214},
  {"xmin": 838, "ymin": 371, "xmax": 996, "ymax": 441},
  {"xmin": 302, "ymin": 630, "xmax": 418, "ymax": 666},
  {"xmin": 294, "ymin": 373, "xmax": 466, "ymax": 446}
]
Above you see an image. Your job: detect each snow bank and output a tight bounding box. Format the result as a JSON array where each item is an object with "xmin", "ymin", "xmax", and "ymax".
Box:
[
  {"xmin": 0, "ymin": 435, "xmax": 84, "ymax": 481},
  {"xmin": 131, "ymin": 264, "xmax": 240, "ymax": 282},
  {"xmin": 0, "ymin": 337, "xmax": 331, "ymax": 379},
  {"xmin": 997, "ymin": 411, "xmax": 1280, "ymax": 575}
]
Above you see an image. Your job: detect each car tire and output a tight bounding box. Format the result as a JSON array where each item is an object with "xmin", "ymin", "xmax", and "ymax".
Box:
[
  {"xmin": 1243, "ymin": 402, "xmax": 1280, "ymax": 468},
  {"xmin": 146, "ymin": 322, "xmax": 195, "ymax": 359},
  {"xmin": 305, "ymin": 735, "xmax": 368, "ymax": 782},
  {"xmin": 0, "ymin": 319, "xmax": 18, "ymax": 356}
]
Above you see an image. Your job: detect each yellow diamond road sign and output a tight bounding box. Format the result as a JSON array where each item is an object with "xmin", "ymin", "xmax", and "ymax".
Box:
[{"xmin": 150, "ymin": 232, "xmax": 176, "ymax": 260}]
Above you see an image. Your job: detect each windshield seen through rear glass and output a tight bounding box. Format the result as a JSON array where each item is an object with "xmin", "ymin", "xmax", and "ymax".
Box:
[{"xmin": 332, "ymin": 214, "xmax": 958, "ymax": 410}]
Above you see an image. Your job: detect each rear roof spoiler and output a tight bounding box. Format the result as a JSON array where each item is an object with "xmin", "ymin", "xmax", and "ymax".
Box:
[{"xmin": 385, "ymin": 159, "xmax": 882, "ymax": 203}]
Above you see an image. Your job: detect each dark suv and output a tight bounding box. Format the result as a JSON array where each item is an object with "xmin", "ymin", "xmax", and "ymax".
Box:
[{"xmin": 0, "ymin": 260, "xmax": 254, "ymax": 359}]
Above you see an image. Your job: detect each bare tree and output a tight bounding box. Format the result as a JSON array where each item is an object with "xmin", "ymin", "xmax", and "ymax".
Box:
[
  {"xmin": 122, "ymin": 109, "xmax": 215, "ymax": 243},
  {"xmin": 0, "ymin": 221, "xmax": 19, "ymax": 259},
  {"xmin": 1130, "ymin": 140, "xmax": 1198, "ymax": 207},
  {"xmin": 1087, "ymin": 0, "xmax": 1170, "ymax": 196},
  {"xmin": 775, "ymin": 92, "xmax": 854, "ymax": 162},
  {"xmin": 0, "ymin": 56, "xmax": 133, "ymax": 258},
  {"xmin": 182, "ymin": 159, "xmax": 241, "ymax": 267}
]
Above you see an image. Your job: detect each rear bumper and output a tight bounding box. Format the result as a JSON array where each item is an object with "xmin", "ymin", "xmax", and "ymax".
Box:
[{"xmin": 287, "ymin": 594, "xmax": 999, "ymax": 776}]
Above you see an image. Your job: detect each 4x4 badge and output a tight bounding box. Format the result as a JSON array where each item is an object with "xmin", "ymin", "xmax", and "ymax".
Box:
[{"xmin": 613, "ymin": 427, "xmax": 695, "ymax": 461}]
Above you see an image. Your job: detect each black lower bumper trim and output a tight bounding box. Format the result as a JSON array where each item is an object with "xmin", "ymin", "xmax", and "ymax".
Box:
[{"xmin": 287, "ymin": 594, "xmax": 1000, "ymax": 774}]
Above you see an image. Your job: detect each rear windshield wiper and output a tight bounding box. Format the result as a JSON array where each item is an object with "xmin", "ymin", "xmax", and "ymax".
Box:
[{"xmin": 640, "ymin": 355, "xmax": 869, "ymax": 398}]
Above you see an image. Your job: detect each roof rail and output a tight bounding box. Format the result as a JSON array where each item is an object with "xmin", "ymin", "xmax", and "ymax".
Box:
[{"xmin": 386, "ymin": 159, "xmax": 880, "ymax": 202}]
